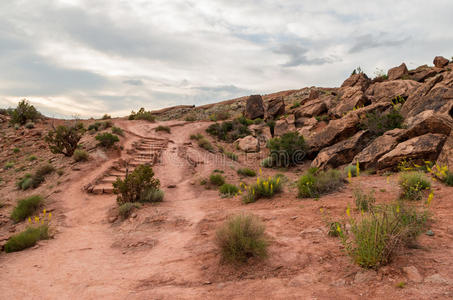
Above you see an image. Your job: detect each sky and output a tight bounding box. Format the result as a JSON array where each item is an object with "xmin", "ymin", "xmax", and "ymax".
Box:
[{"xmin": 1, "ymin": 0, "xmax": 452, "ymax": 118}]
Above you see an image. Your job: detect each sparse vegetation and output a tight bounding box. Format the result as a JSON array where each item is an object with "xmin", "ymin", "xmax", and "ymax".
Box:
[
  {"xmin": 102, "ymin": 114, "xmax": 111, "ymax": 120},
  {"xmin": 237, "ymin": 168, "xmax": 256, "ymax": 177},
  {"xmin": 111, "ymin": 126, "xmax": 124, "ymax": 136},
  {"xmin": 260, "ymin": 157, "xmax": 273, "ymax": 168},
  {"xmin": 9, "ymin": 99, "xmax": 41, "ymax": 125},
  {"xmin": 13, "ymin": 147, "xmax": 20, "ymax": 154},
  {"xmin": 113, "ymin": 165, "xmax": 161, "ymax": 205},
  {"xmin": 399, "ymin": 172, "xmax": 431, "ymax": 200},
  {"xmin": 266, "ymin": 132, "xmax": 307, "ymax": 167},
  {"xmin": 209, "ymin": 110, "xmax": 230, "ymax": 121},
  {"xmin": 4, "ymin": 225, "xmax": 49, "ymax": 253},
  {"xmin": 360, "ymin": 108, "xmax": 404, "ymax": 136},
  {"xmin": 118, "ymin": 202, "xmax": 140, "ymax": 219},
  {"xmin": 45, "ymin": 123, "xmax": 85, "ymax": 156},
  {"xmin": 444, "ymin": 171, "xmax": 453, "ymax": 187},
  {"xmin": 344, "ymin": 165, "xmax": 358, "ymax": 177},
  {"xmin": 206, "ymin": 117, "xmax": 251, "ymax": 142},
  {"xmin": 242, "ymin": 175, "xmax": 283, "ymax": 204},
  {"xmin": 297, "ymin": 169, "xmax": 345, "ymax": 198},
  {"xmin": 224, "ymin": 151, "xmax": 238, "ymax": 161},
  {"xmin": 95, "ymin": 133, "xmax": 119, "ymax": 148},
  {"xmin": 25, "ymin": 122, "xmax": 35, "ymax": 129},
  {"xmin": 155, "ymin": 125, "xmax": 171, "ymax": 133},
  {"xmin": 73, "ymin": 149, "xmax": 89, "ymax": 162},
  {"xmin": 353, "ymin": 188, "xmax": 376, "ymax": 212},
  {"xmin": 129, "ymin": 108, "xmax": 155, "ymax": 122},
  {"xmin": 215, "ymin": 214, "xmax": 268, "ymax": 263},
  {"xmin": 315, "ymin": 115, "xmax": 330, "ymax": 122},
  {"xmin": 11, "ymin": 195, "xmax": 43, "ymax": 222},
  {"xmin": 140, "ymin": 187, "xmax": 164, "ymax": 203},
  {"xmin": 210, "ymin": 173, "xmax": 225, "ymax": 186},
  {"xmin": 18, "ymin": 164, "xmax": 55, "ymax": 190},
  {"xmin": 28, "ymin": 155, "xmax": 37, "ymax": 161},
  {"xmin": 198, "ymin": 137, "xmax": 214, "ymax": 152},
  {"xmin": 219, "ymin": 183, "xmax": 239, "ymax": 197}
]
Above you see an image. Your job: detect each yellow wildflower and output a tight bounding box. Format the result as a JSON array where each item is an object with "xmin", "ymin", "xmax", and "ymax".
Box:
[
  {"xmin": 34, "ymin": 216, "xmax": 39, "ymax": 223},
  {"xmin": 396, "ymin": 205, "xmax": 400, "ymax": 213},
  {"xmin": 427, "ymin": 192, "xmax": 434, "ymax": 206},
  {"xmin": 356, "ymin": 161, "xmax": 360, "ymax": 177},
  {"xmin": 346, "ymin": 207, "xmax": 350, "ymax": 217},
  {"xmin": 28, "ymin": 217, "xmax": 32, "ymax": 224}
]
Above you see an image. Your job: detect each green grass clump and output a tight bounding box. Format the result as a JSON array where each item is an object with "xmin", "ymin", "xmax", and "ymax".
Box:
[
  {"xmin": 155, "ymin": 125, "xmax": 171, "ymax": 133},
  {"xmin": 4, "ymin": 162, "xmax": 15, "ymax": 170},
  {"xmin": 95, "ymin": 133, "xmax": 119, "ymax": 148},
  {"xmin": 340, "ymin": 202, "xmax": 428, "ymax": 269},
  {"xmin": 11, "ymin": 195, "xmax": 43, "ymax": 222},
  {"xmin": 353, "ymin": 188, "xmax": 375, "ymax": 212},
  {"xmin": 4, "ymin": 225, "xmax": 49, "ymax": 253},
  {"xmin": 190, "ymin": 133, "xmax": 203, "ymax": 140},
  {"xmin": 224, "ymin": 151, "xmax": 238, "ymax": 161},
  {"xmin": 111, "ymin": 126, "xmax": 124, "ymax": 136},
  {"xmin": 210, "ymin": 173, "xmax": 225, "ymax": 186},
  {"xmin": 443, "ymin": 171, "xmax": 453, "ymax": 187},
  {"xmin": 266, "ymin": 132, "xmax": 307, "ymax": 167},
  {"xmin": 206, "ymin": 117, "xmax": 251, "ymax": 142},
  {"xmin": 139, "ymin": 188, "xmax": 164, "ymax": 203},
  {"xmin": 129, "ymin": 108, "xmax": 155, "ymax": 122},
  {"xmin": 215, "ymin": 214, "xmax": 268, "ymax": 263},
  {"xmin": 31, "ymin": 164, "xmax": 55, "ymax": 188},
  {"xmin": 237, "ymin": 168, "xmax": 256, "ymax": 177},
  {"xmin": 73, "ymin": 149, "xmax": 89, "ymax": 162},
  {"xmin": 297, "ymin": 169, "xmax": 344, "ymax": 198},
  {"xmin": 118, "ymin": 202, "xmax": 140, "ymax": 219},
  {"xmin": 260, "ymin": 157, "xmax": 273, "ymax": 168},
  {"xmin": 242, "ymin": 175, "xmax": 283, "ymax": 204},
  {"xmin": 13, "ymin": 147, "xmax": 20, "ymax": 154},
  {"xmin": 17, "ymin": 174, "xmax": 33, "ymax": 190},
  {"xmin": 219, "ymin": 183, "xmax": 239, "ymax": 197},
  {"xmin": 344, "ymin": 165, "xmax": 358, "ymax": 177},
  {"xmin": 198, "ymin": 137, "xmax": 214, "ymax": 152},
  {"xmin": 399, "ymin": 171, "xmax": 431, "ymax": 200},
  {"xmin": 28, "ymin": 155, "xmax": 37, "ymax": 161}
]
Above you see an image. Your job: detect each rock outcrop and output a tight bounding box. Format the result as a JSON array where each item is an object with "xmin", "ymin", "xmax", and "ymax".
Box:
[
  {"xmin": 244, "ymin": 95, "xmax": 265, "ymax": 119},
  {"xmin": 266, "ymin": 96, "xmax": 285, "ymax": 120},
  {"xmin": 433, "ymin": 56, "xmax": 449, "ymax": 68},
  {"xmin": 236, "ymin": 135, "xmax": 260, "ymax": 153},
  {"xmin": 387, "ymin": 63, "xmax": 409, "ymax": 80}
]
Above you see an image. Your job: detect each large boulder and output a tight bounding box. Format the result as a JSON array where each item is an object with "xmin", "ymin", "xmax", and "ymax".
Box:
[
  {"xmin": 294, "ymin": 99, "xmax": 327, "ymax": 119},
  {"xmin": 236, "ymin": 135, "xmax": 260, "ymax": 153},
  {"xmin": 365, "ymin": 80, "xmax": 421, "ymax": 104},
  {"xmin": 341, "ymin": 72, "xmax": 371, "ymax": 91},
  {"xmin": 409, "ymin": 65, "xmax": 438, "ymax": 82},
  {"xmin": 377, "ymin": 133, "xmax": 447, "ymax": 170},
  {"xmin": 353, "ymin": 134, "xmax": 399, "ymax": 170},
  {"xmin": 330, "ymin": 86, "xmax": 369, "ymax": 117},
  {"xmin": 266, "ymin": 96, "xmax": 285, "ymax": 120},
  {"xmin": 307, "ymin": 114, "xmax": 360, "ymax": 152},
  {"xmin": 402, "ymin": 110, "xmax": 453, "ymax": 140},
  {"xmin": 437, "ymin": 132, "xmax": 453, "ymax": 169},
  {"xmin": 387, "ymin": 63, "xmax": 409, "ymax": 81},
  {"xmin": 311, "ymin": 130, "xmax": 373, "ymax": 170},
  {"xmin": 433, "ymin": 56, "xmax": 449, "ymax": 68},
  {"xmin": 274, "ymin": 119, "xmax": 296, "ymax": 136},
  {"xmin": 244, "ymin": 95, "xmax": 265, "ymax": 119}
]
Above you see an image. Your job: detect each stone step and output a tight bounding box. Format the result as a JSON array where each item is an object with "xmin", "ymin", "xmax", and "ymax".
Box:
[
  {"xmin": 109, "ymin": 171, "xmax": 126, "ymax": 177},
  {"xmin": 91, "ymin": 184, "xmax": 115, "ymax": 194}
]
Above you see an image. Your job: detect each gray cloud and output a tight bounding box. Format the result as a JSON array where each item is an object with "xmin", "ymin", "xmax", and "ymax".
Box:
[
  {"xmin": 274, "ymin": 44, "xmax": 336, "ymax": 67},
  {"xmin": 123, "ymin": 79, "xmax": 144, "ymax": 86},
  {"xmin": 349, "ymin": 33, "xmax": 411, "ymax": 54}
]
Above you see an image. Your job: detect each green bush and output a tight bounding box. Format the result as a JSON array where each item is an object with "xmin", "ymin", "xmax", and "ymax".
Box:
[
  {"xmin": 17, "ymin": 174, "xmax": 33, "ymax": 190},
  {"xmin": 11, "ymin": 195, "xmax": 43, "ymax": 222},
  {"xmin": 360, "ymin": 108, "xmax": 404, "ymax": 136},
  {"xmin": 111, "ymin": 126, "xmax": 124, "ymax": 136},
  {"xmin": 206, "ymin": 117, "xmax": 251, "ymax": 142},
  {"xmin": 242, "ymin": 175, "xmax": 283, "ymax": 204},
  {"xmin": 4, "ymin": 225, "xmax": 49, "ymax": 253},
  {"xmin": 190, "ymin": 133, "xmax": 203, "ymax": 140},
  {"xmin": 297, "ymin": 169, "xmax": 344, "ymax": 198},
  {"xmin": 9, "ymin": 99, "xmax": 41, "ymax": 125},
  {"xmin": 113, "ymin": 165, "xmax": 160, "ymax": 205},
  {"xmin": 102, "ymin": 114, "xmax": 111, "ymax": 120},
  {"xmin": 155, "ymin": 125, "xmax": 171, "ymax": 133},
  {"xmin": 28, "ymin": 155, "xmax": 37, "ymax": 161},
  {"xmin": 219, "ymin": 183, "xmax": 239, "ymax": 197},
  {"xmin": 129, "ymin": 108, "xmax": 155, "ymax": 122},
  {"xmin": 340, "ymin": 202, "xmax": 428, "ymax": 269},
  {"xmin": 210, "ymin": 173, "xmax": 225, "ymax": 186},
  {"xmin": 344, "ymin": 165, "xmax": 358, "ymax": 177},
  {"xmin": 73, "ymin": 149, "xmax": 89, "ymax": 162},
  {"xmin": 95, "ymin": 133, "xmax": 119, "ymax": 148},
  {"xmin": 353, "ymin": 188, "xmax": 375, "ymax": 212},
  {"xmin": 118, "ymin": 202, "xmax": 140, "ymax": 219},
  {"xmin": 45, "ymin": 123, "xmax": 85, "ymax": 156},
  {"xmin": 31, "ymin": 164, "xmax": 55, "ymax": 188},
  {"xmin": 198, "ymin": 137, "xmax": 214, "ymax": 152},
  {"xmin": 399, "ymin": 172, "xmax": 431, "ymax": 200},
  {"xmin": 139, "ymin": 188, "xmax": 164, "ymax": 203},
  {"xmin": 4, "ymin": 162, "xmax": 14, "ymax": 170},
  {"xmin": 215, "ymin": 214, "xmax": 268, "ymax": 263},
  {"xmin": 88, "ymin": 122, "xmax": 101, "ymax": 131},
  {"xmin": 266, "ymin": 132, "xmax": 307, "ymax": 167},
  {"xmin": 101, "ymin": 120, "xmax": 113, "ymax": 129},
  {"xmin": 443, "ymin": 171, "xmax": 453, "ymax": 187},
  {"xmin": 260, "ymin": 157, "xmax": 273, "ymax": 168},
  {"xmin": 237, "ymin": 168, "xmax": 256, "ymax": 177},
  {"xmin": 13, "ymin": 147, "xmax": 20, "ymax": 154}
]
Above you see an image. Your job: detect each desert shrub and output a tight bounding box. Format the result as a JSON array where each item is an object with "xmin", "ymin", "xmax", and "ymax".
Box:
[
  {"xmin": 340, "ymin": 202, "xmax": 428, "ymax": 269},
  {"xmin": 224, "ymin": 151, "xmax": 238, "ymax": 161},
  {"xmin": 242, "ymin": 175, "xmax": 283, "ymax": 204},
  {"xmin": 57, "ymin": 169, "xmax": 64, "ymax": 176},
  {"xmin": 266, "ymin": 132, "xmax": 307, "ymax": 167},
  {"xmin": 354, "ymin": 188, "xmax": 376, "ymax": 212},
  {"xmin": 17, "ymin": 174, "xmax": 33, "ymax": 190},
  {"xmin": 13, "ymin": 147, "xmax": 20, "ymax": 153},
  {"xmin": 88, "ymin": 122, "xmax": 101, "ymax": 131},
  {"xmin": 260, "ymin": 157, "xmax": 273, "ymax": 168},
  {"xmin": 198, "ymin": 137, "xmax": 214, "ymax": 152},
  {"xmin": 25, "ymin": 122, "xmax": 35, "ymax": 129},
  {"xmin": 253, "ymin": 118, "xmax": 263, "ymax": 125},
  {"xmin": 113, "ymin": 165, "xmax": 160, "ymax": 205},
  {"xmin": 9, "ymin": 99, "xmax": 41, "ymax": 125},
  {"xmin": 315, "ymin": 114, "xmax": 330, "ymax": 122},
  {"xmin": 129, "ymin": 108, "xmax": 155, "ymax": 122},
  {"xmin": 209, "ymin": 111, "xmax": 230, "ymax": 121},
  {"xmin": 95, "ymin": 133, "xmax": 119, "ymax": 148},
  {"xmin": 399, "ymin": 172, "xmax": 431, "ymax": 200},
  {"xmin": 360, "ymin": 108, "xmax": 404, "ymax": 136},
  {"xmin": 102, "ymin": 114, "xmax": 111, "ymax": 120},
  {"xmin": 118, "ymin": 202, "xmax": 140, "ymax": 219},
  {"xmin": 328, "ymin": 221, "xmax": 343, "ymax": 237},
  {"xmin": 29, "ymin": 164, "xmax": 55, "ymax": 188},
  {"xmin": 298, "ymin": 169, "xmax": 345, "ymax": 198},
  {"xmin": 155, "ymin": 125, "xmax": 171, "ymax": 133},
  {"xmin": 206, "ymin": 117, "xmax": 251, "ymax": 142},
  {"xmin": 210, "ymin": 173, "xmax": 225, "ymax": 186},
  {"xmin": 290, "ymin": 102, "xmax": 301, "ymax": 109},
  {"xmin": 237, "ymin": 168, "xmax": 256, "ymax": 177},
  {"xmin": 444, "ymin": 171, "xmax": 453, "ymax": 187},
  {"xmin": 4, "ymin": 225, "xmax": 49, "ymax": 253},
  {"xmin": 139, "ymin": 187, "xmax": 164, "ymax": 203},
  {"xmin": 215, "ymin": 214, "xmax": 268, "ymax": 263},
  {"xmin": 190, "ymin": 133, "xmax": 203, "ymax": 140},
  {"xmin": 184, "ymin": 114, "xmax": 197, "ymax": 121},
  {"xmin": 111, "ymin": 126, "xmax": 124, "ymax": 136},
  {"xmin": 73, "ymin": 149, "xmax": 89, "ymax": 162},
  {"xmin": 219, "ymin": 183, "xmax": 239, "ymax": 197},
  {"xmin": 4, "ymin": 162, "xmax": 14, "ymax": 170},
  {"xmin": 28, "ymin": 155, "xmax": 37, "ymax": 161},
  {"xmin": 11, "ymin": 195, "xmax": 43, "ymax": 222},
  {"xmin": 101, "ymin": 120, "xmax": 113, "ymax": 129},
  {"xmin": 45, "ymin": 123, "xmax": 85, "ymax": 156},
  {"xmin": 344, "ymin": 165, "xmax": 358, "ymax": 177}
]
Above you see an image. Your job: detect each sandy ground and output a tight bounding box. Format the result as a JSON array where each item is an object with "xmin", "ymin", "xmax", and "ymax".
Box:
[{"xmin": 0, "ymin": 121, "xmax": 453, "ymax": 300}]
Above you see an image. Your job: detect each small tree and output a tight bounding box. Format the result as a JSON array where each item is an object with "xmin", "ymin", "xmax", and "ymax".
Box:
[
  {"xmin": 45, "ymin": 123, "xmax": 85, "ymax": 156},
  {"xmin": 113, "ymin": 165, "xmax": 160, "ymax": 205},
  {"xmin": 10, "ymin": 99, "xmax": 41, "ymax": 125},
  {"xmin": 266, "ymin": 132, "xmax": 307, "ymax": 167}
]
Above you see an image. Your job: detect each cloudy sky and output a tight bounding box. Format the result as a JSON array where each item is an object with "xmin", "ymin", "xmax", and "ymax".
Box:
[{"xmin": 1, "ymin": 0, "xmax": 452, "ymax": 118}]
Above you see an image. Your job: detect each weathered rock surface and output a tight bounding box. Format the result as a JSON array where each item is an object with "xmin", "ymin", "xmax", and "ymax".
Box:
[
  {"xmin": 266, "ymin": 96, "xmax": 285, "ymax": 119},
  {"xmin": 244, "ymin": 95, "xmax": 265, "ymax": 119},
  {"xmin": 377, "ymin": 133, "xmax": 447, "ymax": 170},
  {"xmin": 274, "ymin": 119, "xmax": 296, "ymax": 136},
  {"xmin": 387, "ymin": 63, "xmax": 409, "ymax": 80},
  {"xmin": 365, "ymin": 80, "xmax": 421, "ymax": 104},
  {"xmin": 341, "ymin": 72, "xmax": 371, "ymax": 91},
  {"xmin": 294, "ymin": 99, "xmax": 327, "ymax": 119},
  {"xmin": 409, "ymin": 65, "xmax": 438, "ymax": 82},
  {"xmin": 433, "ymin": 56, "xmax": 449, "ymax": 68},
  {"xmin": 437, "ymin": 132, "xmax": 453, "ymax": 169},
  {"xmin": 236, "ymin": 135, "xmax": 260, "ymax": 153},
  {"xmin": 403, "ymin": 110, "xmax": 453, "ymax": 140},
  {"xmin": 311, "ymin": 130, "xmax": 372, "ymax": 170},
  {"xmin": 330, "ymin": 86, "xmax": 369, "ymax": 117},
  {"xmin": 353, "ymin": 134, "xmax": 399, "ymax": 169}
]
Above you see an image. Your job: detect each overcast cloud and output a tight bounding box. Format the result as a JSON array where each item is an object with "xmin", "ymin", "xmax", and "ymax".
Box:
[{"xmin": 0, "ymin": 0, "xmax": 452, "ymax": 118}]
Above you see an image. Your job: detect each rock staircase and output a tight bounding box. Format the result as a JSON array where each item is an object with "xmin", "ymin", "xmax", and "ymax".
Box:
[{"xmin": 85, "ymin": 138, "xmax": 168, "ymax": 195}]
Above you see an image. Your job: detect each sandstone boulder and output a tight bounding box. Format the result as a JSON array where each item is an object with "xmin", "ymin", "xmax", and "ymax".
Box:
[
  {"xmin": 294, "ymin": 99, "xmax": 327, "ymax": 119},
  {"xmin": 311, "ymin": 130, "xmax": 373, "ymax": 170},
  {"xmin": 387, "ymin": 63, "xmax": 409, "ymax": 80},
  {"xmin": 437, "ymin": 132, "xmax": 453, "ymax": 169},
  {"xmin": 377, "ymin": 133, "xmax": 447, "ymax": 170},
  {"xmin": 249, "ymin": 123, "xmax": 272, "ymax": 146},
  {"xmin": 236, "ymin": 135, "xmax": 260, "ymax": 153},
  {"xmin": 244, "ymin": 95, "xmax": 265, "ymax": 119},
  {"xmin": 409, "ymin": 65, "xmax": 438, "ymax": 82},
  {"xmin": 402, "ymin": 110, "xmax": 453, "ymax": 140},
  {"xmin": 341, "ymin": 72, "xmax": 370, "ymax": 91},
  {"xmin": 266, "ymin": 96, "xmax": 285, "ymax": 119},
  {"xmin": 353, "ymin": 134, "xmax": 399, "ymax": 169},
  {"xmin": 365, "ymin": 80, "xmax": 421, "ymax": 104},
  {"xmin": 330, "ymin": 86, "xmax": 369, "ymax": 117},
  {"xmin": 433, "ymin": 56, "xmax": 449, "ymax": 68},
  {"xmin": 274, "ymin": 119, "xmax": 296, "ymax": 136}
]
